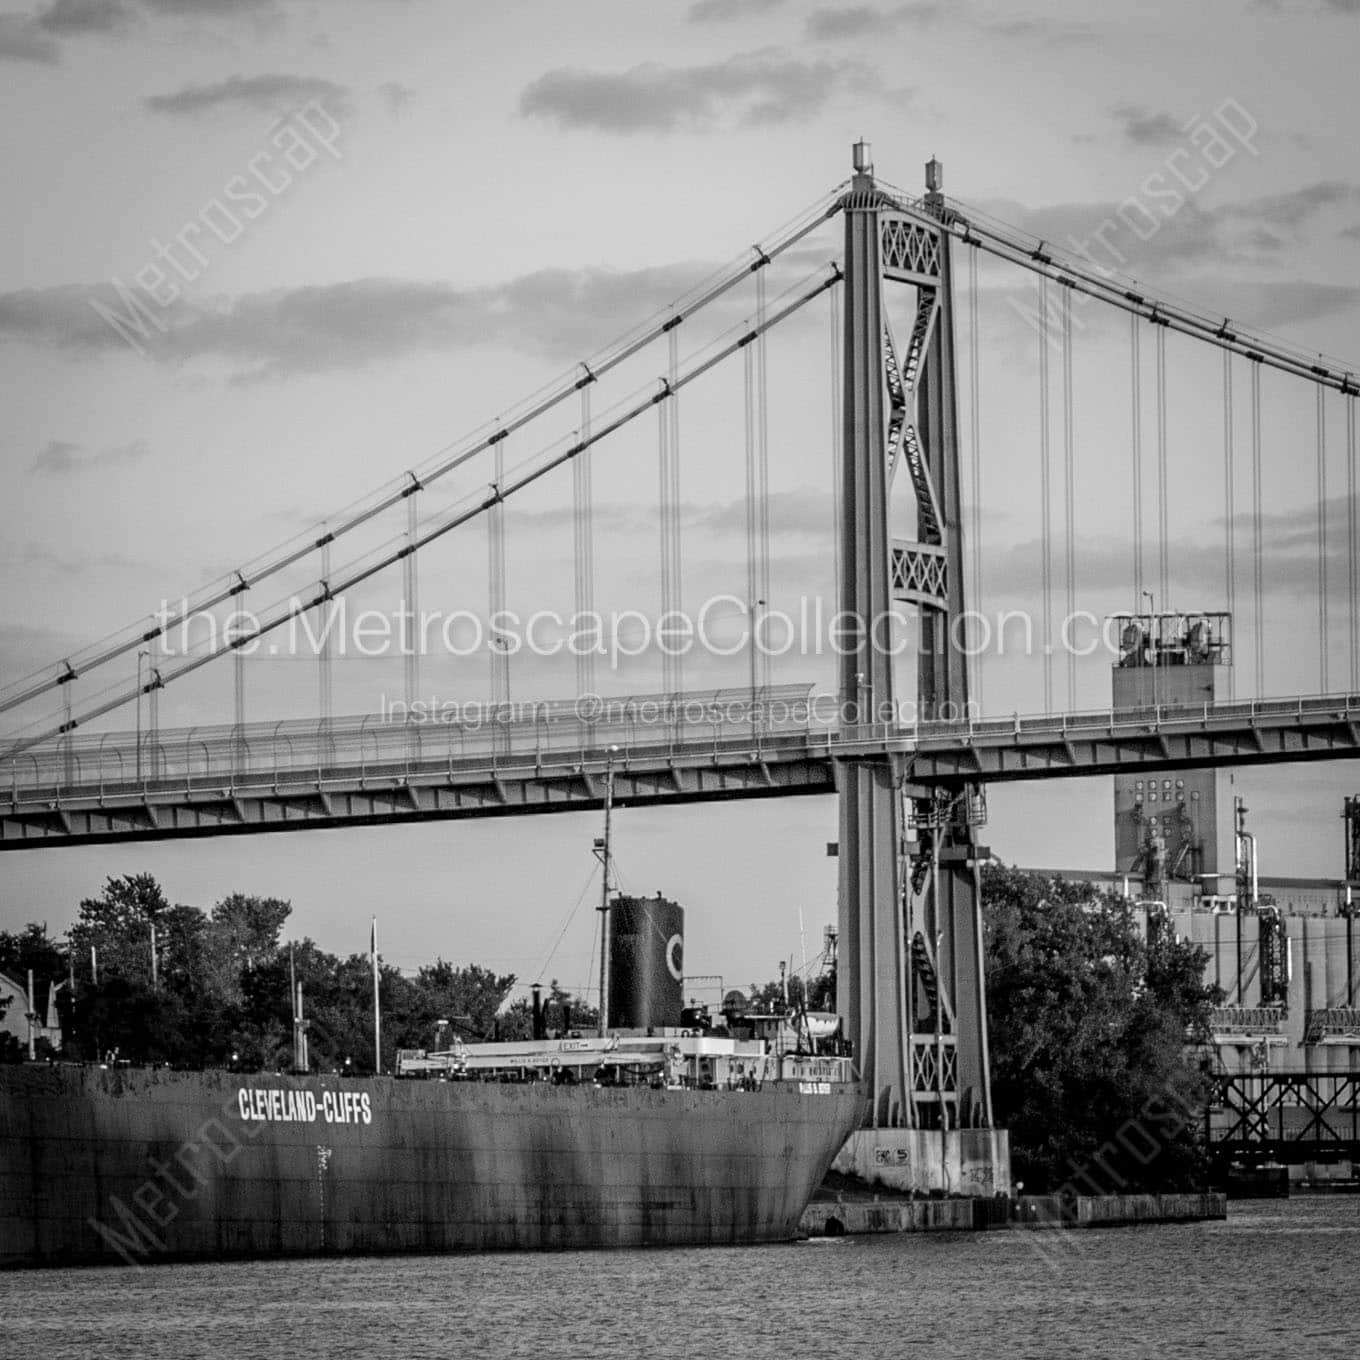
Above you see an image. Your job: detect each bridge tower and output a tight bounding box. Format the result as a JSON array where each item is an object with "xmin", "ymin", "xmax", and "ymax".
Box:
[{"xmin": 835, "ymin": 144, "xmax": 1006, "ymax": 1191}]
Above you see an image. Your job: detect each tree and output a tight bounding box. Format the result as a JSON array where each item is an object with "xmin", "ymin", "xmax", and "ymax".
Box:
[
  {"xmin": 747, "ymin": 966, "xmax": 834, "ymax": 1015},
  {"xmin": 393, "ymin": 961, "xmax": 517, "ymax": 1045},
  {"xmin": 0, "ymin": 923, "xmax": 67, "ymax": 991},
  {"xmin": 211, "ymin": 895, "xmax": 291, "ymax": 971},
  {"xmin": 68, "ymin": 874, "xmax": 169, "ymax": 988},
  {"xmin": 981, "ymin": 862, "xmax": 1219, "ymax": 1193},
  {"xmin": 62, "ymin": 875, "xmax": 249, "ymax": 1066}
]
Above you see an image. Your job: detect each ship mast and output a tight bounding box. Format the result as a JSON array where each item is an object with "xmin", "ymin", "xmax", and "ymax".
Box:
[{"xmin": 595, "ymin": 748, "xmax": 618, "ymax": 1038}]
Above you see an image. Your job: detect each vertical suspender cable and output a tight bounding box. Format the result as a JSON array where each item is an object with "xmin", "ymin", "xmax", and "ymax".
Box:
[
  {"xmin": 405, "ymin": 493, "xmax": 420, "ymax": 712},
  {"xmin": 1317, "ymin": 385, "xmax": 1329, "ymax": 693},
  {"xmin": 233, "ymin": 593, "xmax": 245, "ymax": 774},
  {"xmin": 1223, "ymin": 351, "xmax": 1235, "ymax": 700},
  {"xmin": 657, "ymin": 388, "xmax": 670, "ymax": 692},
  {"xmin": 62, "ymin": 680, "xmax": 73, "ymax": 787},
  {"xmin": 574, "ymin": 383, "xmax": 596, "ymax": 697},
  {"xmin": 148, "ymin": 630, "xmax": 160, "ymax": 776},
  {"xmin": 830, "ymin": 282, "xmax": 843, "ymax": 623},
  {"xmin": 1156, "ymin": 325, "xmax": 1169, "ymax": 617},
  {"xmin": 669, "ymin": 327, "xmax": 683, "ymax": 695},
  {"xmin": 318, "ymin": 538, "xmax": 333, "ymax": 734},
  {"xmin": 488, "ymin": 440, "xmax": 507, "ymax": 705},
  {"xmin": 1131, "ymin": 315, "xmax": 1144, "ymax": 610},
  {"xmin": 756, "ymin": 269, "xmax": 771, "ymax": 698},
  {"xmin": 1349, "ymin": 394, "xmax": 1358, "ymax": 693},
  {"xmin": 1062, "ymin": 286, "xmax": 1076, "ymax": 710},
  {"xmin": 968, "ymin": 245, "xmax": 983, "ymax": 711},
  {"xmin": 655, "ymin": 334, "xmax": 681, "ymax": 697},
  {"xmin": 744, "ymin": 343, "xmax": 761, "ymax": 706},
  {"xmin": 1038, "ymin": 276, "xmax": 1053, "ymax": 714},
  {"xmin": 1250, "ymin": 361, "xmax": 1264, "ymax": 695}
]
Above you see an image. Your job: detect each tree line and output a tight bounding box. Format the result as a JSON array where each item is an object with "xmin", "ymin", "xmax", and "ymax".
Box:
[{"xmin": 0, "ymin": 873, "xmax": 579, "ymax": 1072}]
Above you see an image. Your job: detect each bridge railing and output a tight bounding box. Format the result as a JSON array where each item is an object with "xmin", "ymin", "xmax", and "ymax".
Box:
[
  {"xmin": 0, "ymin": 684, "xmax": 831, "ymax": 803},
  {"xmin": 907, "ymin": 692, "xmax": 1360, "ymax": 742},
  {"xmin": 5, "ymin": 687, "xmax": 1360, "ymax": 805}
]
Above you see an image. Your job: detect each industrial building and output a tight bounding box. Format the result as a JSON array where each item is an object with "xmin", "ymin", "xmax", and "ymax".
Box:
[{"xmin": 1018, "ymin": 612, "xmax": 1359, "ymax": 1183}]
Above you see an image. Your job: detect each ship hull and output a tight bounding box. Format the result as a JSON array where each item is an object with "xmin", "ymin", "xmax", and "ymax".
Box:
[{"xmin": 0, "ymin": 1066, "xmax": 864, "ymax": 1266}]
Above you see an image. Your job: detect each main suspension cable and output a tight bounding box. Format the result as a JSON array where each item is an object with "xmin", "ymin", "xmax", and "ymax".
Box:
[
  {"xmin": 4, "ymin": 267, "xmax": 842, "ymax": 756},
  {"xmin": 0, "ymin": 188, "xmax": 848, "ymax": 718}
]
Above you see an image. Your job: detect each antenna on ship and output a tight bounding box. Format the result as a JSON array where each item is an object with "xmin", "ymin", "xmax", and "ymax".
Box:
[{"xmin": 594, "ymin": 746, "xmax": 620, "ymax": 1038}]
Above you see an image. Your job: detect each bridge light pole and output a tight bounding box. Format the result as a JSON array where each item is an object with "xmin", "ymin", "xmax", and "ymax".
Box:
[
  {"xmin": 1142, "ymin": 589, "xmax": 1158, "ymax": 711},
  {"xmin": 748, "ymin": 596, "xmax": 765, "ymax": 727},
  {"xmin": 135, "ymin": 647, "xmax": 149, "ymax": 784}
]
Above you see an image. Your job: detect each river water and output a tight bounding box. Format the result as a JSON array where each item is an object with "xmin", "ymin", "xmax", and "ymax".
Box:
[{"xmin": 1, "ymin": 1197, "xmax": 1355, "ymax": 1359}]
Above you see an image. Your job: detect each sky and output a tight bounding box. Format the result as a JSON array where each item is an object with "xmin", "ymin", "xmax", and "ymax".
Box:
[{"xmin": 1, "ymin": 0, "xmax": 1358, "ymax": 1000}]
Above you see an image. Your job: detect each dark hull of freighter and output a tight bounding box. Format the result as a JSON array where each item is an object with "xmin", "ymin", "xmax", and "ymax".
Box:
[{"xmin": 0, "ymin": 1065, "xmax": 865, "ymax": 1267}]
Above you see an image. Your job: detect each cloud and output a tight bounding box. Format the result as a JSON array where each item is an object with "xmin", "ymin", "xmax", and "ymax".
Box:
[
  {"xmin": 978, "ymin": 527, "xmax": 1360, "ymax": 607},
  {"xmin": 27, "ymin": 439, "xmax": 82, "ymax": 475},
  {"xmin": 803, "ymin": 2, "xmax": 1086, "ymax": 43},
  {"xmin": 0, "ymin": 261, "xmax": 741, "ymax": 379},
  {"xmin": 505, "ymin": 488, "xmax": 832, "ymax": 545},
  {"xmin": 141, "ymin": 0, "xmax": 278, "ymax": 15},
  {"xmin": 805, "ymin": 3, "xmax": 941, "ymax": 39},
  {"xmin": 3, "ymin": 0, "xmax": 277, "ymax": 63},
  {"xmin": 145, "ymin": 73, "xmax": 351, "ymax": 118},
  {"xmin": 519, "ymin": 52, "xmax": 872, "ymax": 133},
  {"xmin": 990, "ymin": 14, "xmax": 1098, "ymax": 42},
  {"xmin": 688, "ymin": 0, "xmax": 787, "ymax": 20},
  {"xmin": 0, "ymin": 13, "xmax": 59, "ymax": 63},
  {"xmin": 0, "ymin": 543, "xmax": 145, "ymax": 577},
  {"xmin": 378, "ymin": 81, "xmax": 415, "ymax": 115},
  {"xmin": 1109, "ymin": 104, "xmax": 1184, "ymax": 148},
  {"xmin": 977, "ymin": 181, "xmax": 1360, "ymax": 278},
  {"xmin": 690, "ymin": 488, "xmax": 833, "ymax": 537},
  {"xmin": 1264, "ymin": 0, "xmax": 1360, "ymax": 10},
  {"xmin": 37, "ymin": 0, "xmax": 138, "ymax": 34},
  {"xmin": 29, "ymin": 437, "xmax": 150, "ymax": 476}
]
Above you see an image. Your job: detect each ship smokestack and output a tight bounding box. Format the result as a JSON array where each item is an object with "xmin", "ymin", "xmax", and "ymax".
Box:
[{"xmin": 608, "ymin": 894, "xmax": 684, "ymax": 1030}]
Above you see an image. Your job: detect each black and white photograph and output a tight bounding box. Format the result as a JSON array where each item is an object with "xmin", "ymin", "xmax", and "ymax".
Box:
[{"xmin": 0, "ymin": 1, "xmax": 1357, "ymax": 1355}]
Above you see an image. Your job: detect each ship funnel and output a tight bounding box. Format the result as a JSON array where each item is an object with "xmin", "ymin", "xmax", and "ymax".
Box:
[{"xmin": 608, "ymin": 894, "xmax": 684, "ymax": 1030}]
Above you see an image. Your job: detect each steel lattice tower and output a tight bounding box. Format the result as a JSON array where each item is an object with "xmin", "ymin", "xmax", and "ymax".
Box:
[{"xmin": 836, "ymin": 145, "xmax": 993, "ymax": 1133}]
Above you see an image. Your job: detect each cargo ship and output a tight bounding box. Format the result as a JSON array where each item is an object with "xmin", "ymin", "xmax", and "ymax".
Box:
[{"xmin": 0, "ymin": 772, "xmax": 863, "ymax": 1267}]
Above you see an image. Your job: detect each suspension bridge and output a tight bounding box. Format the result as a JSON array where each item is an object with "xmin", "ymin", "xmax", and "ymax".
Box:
[{"xmin": 2, "ymin": 144, "xmax": 1357, "ymax": 1153}]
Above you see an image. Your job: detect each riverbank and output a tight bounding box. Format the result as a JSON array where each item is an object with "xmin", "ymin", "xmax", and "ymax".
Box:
[{"xmin": 800, "ymin": 1191, "xmax": 1226, "ymax": 1237}]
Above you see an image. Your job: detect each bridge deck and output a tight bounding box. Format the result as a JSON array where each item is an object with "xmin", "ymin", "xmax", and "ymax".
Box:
[{"xmin": 4, "ymin": 688, "xmax": 1360, "ymax": 849}]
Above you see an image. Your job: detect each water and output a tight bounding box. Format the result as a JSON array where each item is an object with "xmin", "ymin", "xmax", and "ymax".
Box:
[{"xmin": 1, "ymin": 1198, "xmax": 1355, "ymax": 1359}]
